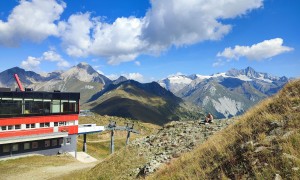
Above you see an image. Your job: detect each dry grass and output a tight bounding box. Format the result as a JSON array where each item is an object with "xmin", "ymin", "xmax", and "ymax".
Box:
[
  {"xmin": 77, "ymin": 114, "xmax": 160, "ymax": 160},
  {"xmin": 0, "ymin": 155, "xmax": 76, "ymax": 176},
  {"xmin": 148, "ymin": 79, "xmax": 300, "ymax": 179}
]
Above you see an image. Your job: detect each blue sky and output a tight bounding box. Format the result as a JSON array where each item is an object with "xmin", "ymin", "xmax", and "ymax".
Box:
[{"xmin": 0, "ymin": 0, "xmax": 299, "ymax": 82}]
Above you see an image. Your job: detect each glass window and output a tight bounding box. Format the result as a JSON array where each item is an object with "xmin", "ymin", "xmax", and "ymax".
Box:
[
  {"xmin": 54, "ymin": 122, "xmax": 58, "ymax": 127},
  {"xmin": 30, "ymin": 124, "xmax": 35, "ymax": 128},
  {"xmin": 52, "ymin": 100, "xmax": 60, "ymax": 113},
  {"xmin": 8, "ymin": 125, "xmax": 13, "ymax": 130},
  {"xmin": 12, "ymin": 144, "xmax": 19, "ymax": 151},
  {"xmin": 69, "ymin": 101, "xmax": 77, "ymax": 113},
  {"xmin": 43, "ymin": 100, "xmax": 51, "ymax": 114},
  {"xmin": 15, "ymin": 125, "xmax": 21, "ymax": 130},
  {"xmin": 45, "ymin": 122, "xmax": 50, "ymax": 127},
  {"xmin": 24, "ymin": 99, "xmax": 34, "ymax": 114},
  {"xmin": 1, "ymin": 126, "xmax": 6, "ymax": 131},
  {"xmin": 2, "ymin": 144, "xmax": 10, "ymax": 153},
  {"xmin": 32, "ymin": 142, "xmax": 38, "ymax": 149},
  {"xmin": 59, "ymin": 138, "xmax": 63, "ymax": 145},
  {"xmin": 59, "ymin": 121, "xmax": 66, "ymax": 126},
  {"xmin": 40, "ymin": 123, "xmax": 45, "ymax": 127},
  {"xmin": 24, "ymin": 142, "xmax": 30, "ymax": 150},
  {"xmin": 61, "ymin": 100, "xmax": 68, "ymax": 113},
  {"xmin": 0, "ymin": 98, "xmax": 22, "ymax": 115},
  {"xmin": 26, "ymin": 124, "xmax": 30, "ymax": 129},
  {"xmin": 32, "ymin": 100, "xmax": 43, "ymax": 114},
  {"xmin": 52, "ymin": 139, "xmax": 58, "ymax": 147},
  {"xmin": 45, "ymin": 140, "xmax": 50, "ymax": 148}
]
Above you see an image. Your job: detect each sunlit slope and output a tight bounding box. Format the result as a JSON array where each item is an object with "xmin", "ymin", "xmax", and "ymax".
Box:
[
  {"xmin": 83, "ymin": 80, "xmax": 204, "ymax": 125},
  {"xmin": 150, "ymin": 79, "xmax": 300, "ymax": 179}
]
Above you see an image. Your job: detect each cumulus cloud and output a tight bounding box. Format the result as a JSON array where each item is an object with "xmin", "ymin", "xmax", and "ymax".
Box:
[
  {"xmin": 135, "ymin": 61, "xmax": 141, "ymax": 66},
  {"xmin": 21, "ymin": 50, "xmax": 70, "ymax": 71},
  {"xmin": 0, "ymin": 0, "xmax": 65, "ymax": 46},
  {"xmin": 21, "ymin": 56, "xmax": 41, "ymax": 70},
  {"xmin": 106, "ymin": 72, "xmax": 144, "ymax": 82},
  {"xmin": 2, "ymin": 0, "xmax": 265, "ymax": 65},
  {"xmin": 58, "ymin": 0, "xmax": 263, "ymax": 64},
  {"xmin": 217, "ymin": 38, "xmax": 294, "ymax": 61},
  {"xmin": 123, "ymin": 73, "xmax": 144, "ymax": 82},
  {"xmin": 212, "ymin": 59, "xmax": 225, "ymax": 67}
]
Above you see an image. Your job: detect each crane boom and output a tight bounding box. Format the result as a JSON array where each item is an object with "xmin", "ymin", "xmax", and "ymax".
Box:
[{"xmin": 14, "ymin": 74, "xmax": 25, "ymax": 92}]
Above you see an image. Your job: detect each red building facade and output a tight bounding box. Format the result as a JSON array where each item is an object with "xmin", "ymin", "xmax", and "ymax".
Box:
[{"xmin": 0, "ymin": 90, "xmax": 80, "ymax": 157}]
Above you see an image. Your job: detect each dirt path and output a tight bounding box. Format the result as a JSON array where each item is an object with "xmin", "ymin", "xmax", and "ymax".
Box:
[{"xmin": 3, "ymin": 160, "xmax": 98, "ymax": 180}]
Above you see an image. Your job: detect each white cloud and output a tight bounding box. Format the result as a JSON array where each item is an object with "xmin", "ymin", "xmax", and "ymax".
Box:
[
  {"xmin": 212, "ymin": 59, "xmax": 225, "ymax": 67},
  {"xmin": 123, "ymin": 73, "xmax": 144, "ymax": 82},
  {"xmin": 58, "ymin": 13, "xmax": 93, "ymax": 57},
  {"xmin": 135, "ymin": 61, "xmax": 141, "ymax": 66},
  {"xmin": 106, "ymin": 74, "xmax": 119, "ymax": 80},
  {"xmin": 0, "ymin": 0, "xmax": 65, "ymax": 46},
  {"xmin": 21, "ymin": 56, "xmax": 41, "ymax": 71},
  {"xmin": 217, "ymin": 38, "xmax": 294, "ymax": 61},
  {"xmin": 168, "ymin": 72, "xmax": 184, "ymax": 77},
  {"xmin": 58, "ymin": 0, "xmax": 263, "ymax": 64},
  {"xmin": 20, "ymin": 50, "xmax": 70, "ymax": 71},
  {"xmin": 42, "ymin": 50, "xmax": 70, "ymax": 68},
  {"xmin": 106, "ymin": 72, "xmax": 144, "ymax": 82},
  {"xmin": 97, "ymin": 70, "xmax": 104, "ymax": 75},
  {"xmin": 2, "ymin": 0, "xmax": 265, "ymax": 65}
]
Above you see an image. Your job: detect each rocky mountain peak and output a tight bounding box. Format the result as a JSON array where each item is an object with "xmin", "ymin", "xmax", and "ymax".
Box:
[
  {"xmin": 76, "ymin": 62, "xmax": 97, "ymax": 75},
  {"xmin": 242, "ymin": 66, "xmax": 260, "ymax": 78}
]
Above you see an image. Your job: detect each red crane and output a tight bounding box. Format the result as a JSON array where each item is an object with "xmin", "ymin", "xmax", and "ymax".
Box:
[{"xmin": 14, "ymin": 74, "xmax": 25, "ymax": 92}]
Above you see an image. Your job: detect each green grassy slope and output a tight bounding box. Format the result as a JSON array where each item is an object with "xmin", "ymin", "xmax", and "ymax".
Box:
[
  {"xmin": 149, "ymin": 79, "xmax": 300, "ymax": 179},
  {"xmin": 83, "ymin": 80, "xmax": 204, "ymax": 125}
]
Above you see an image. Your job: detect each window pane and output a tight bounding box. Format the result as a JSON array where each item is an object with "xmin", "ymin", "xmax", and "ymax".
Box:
[
  {"xmin": 30, "ymin": 124, "xmax": 35, "ymax": 128},
  {"xmin": 45, "ymin": 140, "xmax": 50, "ymax": 148},
  {"xmin": 52, "ymin": 139, "xmax": 58, "ymax": 147},
  {"xmin": 12, "ymin": 144, "xmax": 19, "ymax": 151},
  {"xmin": 52, "ymin": 100, "xmax": 60, "ymax": 113},
  {"xmin": 32, "ymin": 142, "xmax": 38, "ymax": 149},
  {"xmin": 24, "ymin": 142, "xmax": 30, "ymax": 150},
  {"xmin": 3, "ymin": 145, "xmax": 10, "ymax": 153},
  {"xmin": 15, "ymin": 125, "xmax": 21, "ymax": 129}
]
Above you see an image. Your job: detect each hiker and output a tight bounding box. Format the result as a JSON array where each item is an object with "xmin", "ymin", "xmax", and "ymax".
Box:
[{"xmin": 205, "ymin": 113, "xmax": 214, "ymax": 123}]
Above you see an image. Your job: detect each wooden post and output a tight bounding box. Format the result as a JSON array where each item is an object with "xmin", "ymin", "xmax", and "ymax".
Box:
[
  {"xmin": 110, "ymin": 130, "xmax": 114, "ymax": 154},
  {"xmin": 126, "ymin": 131, "xmax": 131, "ymax": 146},
  {"xmin": 83, "ymin": 134, "xmax": 87, "ymax": 152}
]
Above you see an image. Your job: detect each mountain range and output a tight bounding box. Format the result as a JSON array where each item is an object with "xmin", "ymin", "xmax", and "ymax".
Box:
[
  {"xmin": 0, "ymin": 63, "xmax": 290, "ymax": 121},
  {"xmin": 159, "ymin": 67, "xmax": 290, "ymax": 118}
]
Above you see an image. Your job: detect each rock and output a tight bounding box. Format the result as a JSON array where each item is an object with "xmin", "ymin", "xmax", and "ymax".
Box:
[
  {"xmin": 269, "ymin": 127, "xmax": 284, "ymax": 136},
  {"xmin": 292, "ymin": 167, "xmax": 299, "ymax": 171},
  {"xmin": 274, "ymin": 173, "xmax": 282, "ymax": 180},
  {"xmin": 281, "ymin": 131, "xmax": 295, "ymax": 139},
  {"xmin": 262, "ymin": 135, "xmax": 277, "ymax": 144},
  {"xmin": 283, "ymin": 153, "xmax": 299, "ymax": 161},
  {"xmin": 241, "ymin": 141, "xmax": 254, "ymax": 150},
  {"xmin": 131, "ymin": 119, "xmax": 234, "ymax": 177},
  {"xmin": 254, "ymin": 146, "xmax": 268, "ymax": 153}
]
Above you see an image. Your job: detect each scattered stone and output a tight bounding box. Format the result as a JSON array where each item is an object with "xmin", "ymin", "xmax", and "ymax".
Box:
[
  {"xmin": 274, "ymin": 173, "xmax": 282, "ymax": 180},
  {"xmin": 269, "ymin": 127, "xmax": 284, "ymax": 136},
  {"xmin": 254, "ymin": 146, "xmax": 268, "ymax": 153},
  {"xmin": 283, "ymin": 153, "xmax": 299, "ymax": 161},
  {"xmin": 130, "ymin": 119, "xmax": 235, "ymax": 177},
  {"xmin": 281, "ymin": 131, "xmax": 295, "ymax": 139}
]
